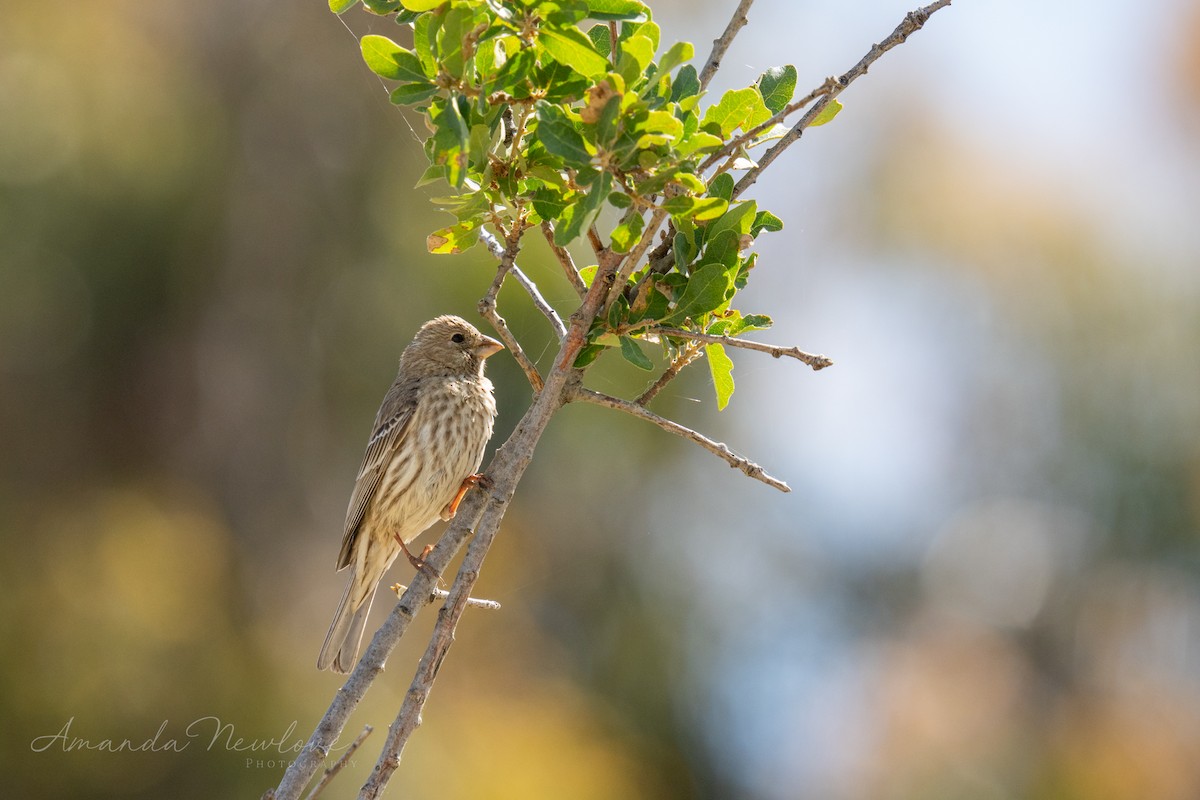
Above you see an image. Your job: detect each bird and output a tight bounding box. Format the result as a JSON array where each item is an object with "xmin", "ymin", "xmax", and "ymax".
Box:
[{"xmin": 317, "ymin": 315, "xmax": 503, "ymax": 673}]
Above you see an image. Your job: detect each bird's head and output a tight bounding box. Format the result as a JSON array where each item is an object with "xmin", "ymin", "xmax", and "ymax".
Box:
[{"xmin": 402, "ymin": 315, "xmax": 504, "ymax": 378}]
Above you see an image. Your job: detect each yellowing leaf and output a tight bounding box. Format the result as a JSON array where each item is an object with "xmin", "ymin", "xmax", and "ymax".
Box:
[
  {"xmin": 811, "ymin": 98, "xmax": 844, "ymax": 127},
  {"xmin": 706, "ymin": 343, "xmax": 734, "ymax": 410}
]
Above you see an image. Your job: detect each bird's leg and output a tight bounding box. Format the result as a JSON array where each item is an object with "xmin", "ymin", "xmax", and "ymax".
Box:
[
  {"xmin": 395, "ymin": 533, "xmax": 437, "ymax": 578},
  {"xmin": 440, "ymin": 473, "xmax": 493, "ymax": 521}
]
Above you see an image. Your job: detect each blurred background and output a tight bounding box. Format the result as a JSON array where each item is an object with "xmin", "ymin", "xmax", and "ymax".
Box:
[{"xmin": 3, "ymin": 0, "xmax": 1199, "ymax": 797}]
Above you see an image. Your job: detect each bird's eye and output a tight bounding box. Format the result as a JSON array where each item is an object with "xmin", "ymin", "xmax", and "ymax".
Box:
[{"xmin": 451, "ymin": 333, "xmax": 466, "ymax": 344}]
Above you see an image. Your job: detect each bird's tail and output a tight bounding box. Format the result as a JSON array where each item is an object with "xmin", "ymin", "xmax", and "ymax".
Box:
[{"xmin": 316, "ymin": 580, "xmax": 377, "ymax": 673}]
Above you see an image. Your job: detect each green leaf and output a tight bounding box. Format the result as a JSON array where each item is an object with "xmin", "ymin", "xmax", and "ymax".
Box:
[
  {"xmin": 535, "ymin": 102, "xmax": 593, "ymax": 166},
  {"xmin": 437, "ymin": 6, "xmax": 472, "ymax": 77},
  {"xmin": 531, "ymin": 186, "xmax": 570, "ymax": 221},
  {"xmin": 756, "ymin": 65, "xmax": 796, "ymax": 114},
  {"xmin": 676, "ymin": 131, "xmax": 722, "ymax": 156},
  {"xmin": 624, "ymin": 19, "xmax": 660, "ymax": 52},
  {"xmin": 430, "ymin": 97, "xmax": 471, "ymax": 187},
  {"xmin": 412, "ymin": 12, "xmax": 439, "ymax": 76},
  {"xmin": 691, "ymin": 196, "xmax": 728, "ymax": 221},
  {"xmin": 620, "ymin": 336, "xmax": 654, "ymax": 370},
  {"xmin": 707, "ymin": 172, "xmax": 734, "ymax": 202},
  {"xmin": 701, "ymin": 87, "xmax": 771, "ymax": 137},
  {"xmin": 811, "ymin": 98, "xmax": 843, "ymax": 126},
  {"xmin": 673, "ymin": 229, "xmax": 697, "ymax": 269},
  {"xmin": 642, "ymin": 110, "xmax": 683, "ymax": 138},
  {"xmin": 607, "ymin": 191, "xmax": 632, "ymax": 209},
  {"xmin": 673, "ymin": 172, "xmax": 706, "ymax": 194},
  {"xmin": 751, "ymin": 210, "xmax": 783, "ymax": 236},
  {"xmin": 390, "ymin": 83, "xmax": 439, "ymax": 104},
  {"xmin": 705, "ymin": 343, "xmax": 734, "ymax": 410},
  {"xmin": 330, "ymin": 0, "xmax": 358, "ymax": 13},
  {"xmin": 702, "ymin": 229, "xmax": 740, "ymax": 269},
  {"xmin": 655, "ymin": 41, "xmax": 694, "ymax": 76},
  {"xmin": 708, "ymin": 200, "xmax": 757, "ymax": 240},
  {"xmin": 541, "ymin": 26, "xmax": 610, "ymax": 79},
  {"xmin": 362, "ymin": 36, "xmax": 428, "ymax": 82},
  {"xmin": 585, "ymin": 0, "xmax": 648, "ymax": 21},
  {"xmin": 670, "ymin": 64, "xmax": 700, "ymax": 102},
  {"xmin": 618, "ymin": 34, "xmax": 655, "ymax": 79},
  {"xmin": 573, "ymin": 343, "xmax": 606, "ymax": 368},
  {"xmin": 363, "ymin": 0, "xmax": 401, "ymax": 12},
  {"xmin": 665, "ymin": 262, "xmax": 733, "ymax": 324},
  {"xmin": 555, "ymin": 172, "xmax": 612, "ymax": 244},
  {"xmin": 610, "ymin": 213, "xmax": 645, "ymax": 253},
  {"xmin": 415, "ymin": 164, "xmax": 447, "ymax": 187},
  {"xmin": 587, "ymin": 23, "xmax": 611, "ymax": 58},
  {"xmin": 401, "ymin": 0, "xmax": 445, "ymax": 10}
]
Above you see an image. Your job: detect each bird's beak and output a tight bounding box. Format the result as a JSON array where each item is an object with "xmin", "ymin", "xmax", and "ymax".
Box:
[{"xmin": 475, "ymin": 335, "xmax": 504, "ymax": 359}]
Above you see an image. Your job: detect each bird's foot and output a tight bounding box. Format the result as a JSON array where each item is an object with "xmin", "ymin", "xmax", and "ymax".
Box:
[
  {"xmin": 439, "ymin": 473, "xmax": 493, "ymax": 521},
  {"xmin": 395, "ymin": 534, "xmax": 438, "ymax": 579}
]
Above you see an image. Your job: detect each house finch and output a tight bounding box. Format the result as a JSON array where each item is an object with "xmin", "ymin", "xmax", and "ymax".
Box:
[{"xmin": 317, "ymin": 315, "xmax": 502, "ymax": 673}]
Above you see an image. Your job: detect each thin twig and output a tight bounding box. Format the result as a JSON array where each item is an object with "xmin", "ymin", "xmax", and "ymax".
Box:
[
  {"xmin": 478, "ymin": 228, "xmax": 545, "ymax": 392},
  {"xmin": 540, "ymin": 221, "xmax": 588, "ymax": 299},
  {"xmin": 654, "ymin": 328, "xmax": 833, "ymax": 370},
  {"xmin": 570, "ymin": 386, "xmax": 790, "ymax": 492},
  {"xmin": 303, "ymin": 726, "xmax": 373, "ymax": 800},
  {"xmin": 636, "ymin": 343, "xmax": 702, "ymax": 406},
  {"xmin": 480, "ymin": 228, "xmax": 566, "ymax": 339},
  {"xmin": 389, "ymin": 583, "xmax": 502, "ymax": 611},
  {"xmin": 698, "ymin": 0, "xmax": 755, "ymax": 91},
  {"xmin": 734, "ymin": 0, "xmax": 952, "ymax": 199},
  {"xmin": 513, "ymin": 265, "xmax": 567, "ymax": 338},
  {"xmin": 586, "ymin": 225, "xmax": 607, "ymax": 262}
]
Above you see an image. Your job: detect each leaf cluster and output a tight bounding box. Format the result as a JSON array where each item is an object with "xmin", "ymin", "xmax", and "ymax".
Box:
[{"xmin": 339, "ymin": 0, "xmax": 834, "ymax": 409}]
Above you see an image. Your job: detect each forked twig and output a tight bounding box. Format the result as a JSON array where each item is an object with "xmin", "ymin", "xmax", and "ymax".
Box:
[
  {"xmin": 302, "ymin": 726, "xmax": 373, "ymax": 800},
  {"xmin": 478, "ymin": 228, "xmax": 545, "ymax": 391},
  {"xmin": 570, "ymin": 386, "xmax": 790, "ymax": 493},
  {"xmin": 636, "ymin": 343, "xmax": 702, "ymax": 406},
  {"xmin": 480, "ymin": 228, "xmax": 566, "ymax": 338}
]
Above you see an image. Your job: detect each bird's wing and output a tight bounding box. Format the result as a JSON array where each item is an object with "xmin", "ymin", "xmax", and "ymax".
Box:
[{"xmin": 335, "ymin": 391, "xmax": 417, "ymax": 570}]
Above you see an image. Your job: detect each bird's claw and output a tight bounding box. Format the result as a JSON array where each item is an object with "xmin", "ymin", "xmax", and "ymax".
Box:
[
  {"xmin": 395, "ymin": 534, "xmax": 438, "ymax": 580},
  {"xmin": 440, "ymin": 473, "xmax": 492, "ymax": 521}
]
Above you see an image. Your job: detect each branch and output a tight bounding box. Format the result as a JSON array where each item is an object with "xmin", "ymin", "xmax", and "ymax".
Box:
[
  {"xmin": 267, "ymin": 491, "xmax": 487, "ymax": 800},
  {"xmin": 734, "ymin": 0, "xmax": 952, "ymax": 199},
  {"xmin": 653, "ymin": 328, "xmax": 834, "ymax": 370},
  {"xmin": 635, "ymin": 342, "xmax": 702, "ymax": 406},
  {"xmin": 481, "ymin": 228, "xmax": 566, "ymax": 339},
  {"xmin": 698, "ymin": 0, "xmax": 755, "ymax": 91},
  {"xmin": 569, "ymin": 386, "xmax": 790, "ymax": 493},
  {"xmin": 540, "ymin": 221, "xmax": 588, "ymax": 299},
  {"xmin": 303, "ymin": 726, "xmax": 373, "ymax": 800},
  {"xmin": 478, "ymin": 228, "xmax": 545, "ymax": 392},
  {"xmin": 389, "ymin": 583, "xmax": 502, "ymax": 611}
]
